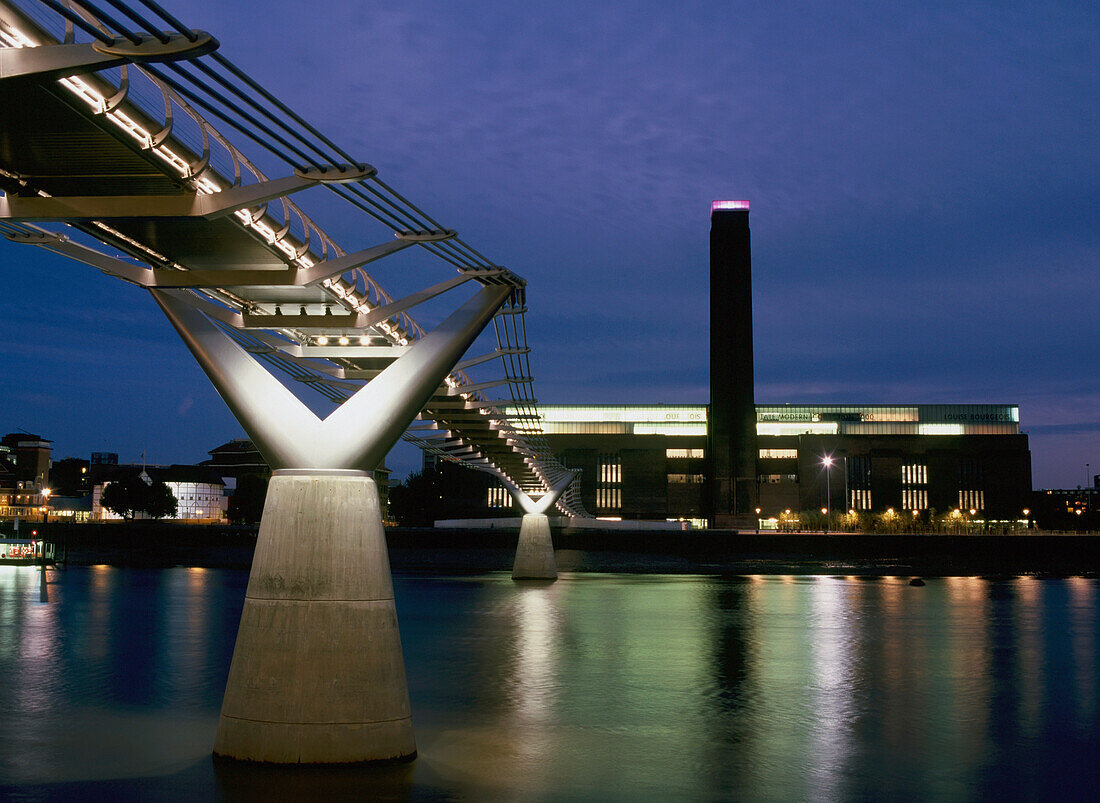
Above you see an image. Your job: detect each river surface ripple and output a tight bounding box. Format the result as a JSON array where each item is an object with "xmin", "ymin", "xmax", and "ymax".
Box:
[{"xmin": 1, "ymin": 565, "xmax": 1098, "ymax": 800}]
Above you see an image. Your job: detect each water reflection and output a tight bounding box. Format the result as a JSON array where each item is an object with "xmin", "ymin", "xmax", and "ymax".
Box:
[
  {"xmin": 0, "ymin": 566, "xmax": 244, "ymax": 787},
  {"xmin": 807, "ymin": 578, "xmax": 857, "ymax": 800},
  {"xmin": 1069, "ymin": 578, "xmax": 1096, "ymax": 729},
  {"xmin": 1, "ymin": 569, "xmax": 1098, "ymax": 799}
]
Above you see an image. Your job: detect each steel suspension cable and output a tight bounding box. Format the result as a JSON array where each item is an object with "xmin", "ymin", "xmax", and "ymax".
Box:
[
  {"xmin": 35, "ymin": 0, "xmax": 114, "ymax": 43},
  {"xmin": 148, "ymin": 63, "xmax": 324, "ymax": 170},
  {"xmin": 63, "ymin": 2, "xmax": 502, "ymax": 267},
  {"xmin": 96, "ymin": 0, "xmax": 168, "ymax": 42},
  {"xmin": 64, "ymin": 0, "xmax": 142, "ymax": 43},
  {"xmin": 28, "ymin": 0, "xmax": 575, "ymax": 503},
  {"xmin": 133, "ymin": 0, "xmax": 194, "ymax": 41}
]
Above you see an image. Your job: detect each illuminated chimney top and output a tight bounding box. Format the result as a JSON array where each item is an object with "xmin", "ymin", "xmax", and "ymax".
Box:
[{"xmin": 711, "ymin": 200, "xmax": 750, "ymax": 213}]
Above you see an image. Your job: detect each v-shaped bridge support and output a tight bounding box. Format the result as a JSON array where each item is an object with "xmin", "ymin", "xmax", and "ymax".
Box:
[
  {"xmin": 152, "ymin": 283, "xmax": 511, "ymax": 764},
  {"xmin": 498, "ymin": 470, "xmax": 579, "ymax": 581},
  {"xmin": 152, "ymin": 284, "xmax": 510, "ymax": 471}
]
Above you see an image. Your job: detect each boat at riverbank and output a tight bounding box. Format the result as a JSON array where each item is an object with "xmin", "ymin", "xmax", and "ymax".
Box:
[{"xmin": 0, "ymin": 539, "xmax": 55, "ymax": 565}]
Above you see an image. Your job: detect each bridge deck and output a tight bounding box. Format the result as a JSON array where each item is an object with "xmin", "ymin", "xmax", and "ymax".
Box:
[{"xmin": 0, "ymin": 0, "xmax": 582, "ymax": 508}]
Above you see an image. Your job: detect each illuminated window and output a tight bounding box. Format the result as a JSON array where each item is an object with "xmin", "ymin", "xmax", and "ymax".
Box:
[
  {"xmin": 845, "ymin": 455, "xmax": 872, "ymax": 510},
  {"xmin": 901, "ymin": 464, "xmax": 928, "ymax": 485},
  {"xmin": 667, "ymin": 474, "xmax": 705, "ymax": 484},
  {"xmin": 958, "ymin": 458, "xmax": 983, "ymax": 511},
  {"xmin": 759, "ymin": 449, "xmax": 798, "ymax": 459},
  {"xmin": 666, "ymin": 448, "xmax": 705, "ymax": 459},
  {"xmin": 902, "ymin": 489, "xmax": 928, "ymax": 510},
  {"xmin": 597, "ymin": 454, "xmax": 622, "ymax": 511},
  {"xmin": 901, "ymin": 463, "xmax": 929, "ymax": 510},
  {"xmin": 959, "ymin": 490, "xmax": 985, "ymax": 511},
  {"xmin": 850, "ymin": 489, "xmax": 872, "ymax": 510},
  {"xmin": 918, "ymin": 423, "xmax": 965, "ymax": 435},
  {"xmin": 596, "ymin": 487, "xmax": 622, "ymax": 509},
  {"xmin": 504, "ymin": 405, "xmax": 706, "ymax": 435},
  {"xmin": 487, "ymin": 485, "xmax": 512, "ymax": 508},
  {"xmin": 757, "ymin": 422, "xmax": 838, "ymax": 436}
]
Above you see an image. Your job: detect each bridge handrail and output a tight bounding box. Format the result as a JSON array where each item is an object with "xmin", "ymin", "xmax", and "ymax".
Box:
[{"xmin": 0, "ymin": 0, "xmax": 586, "ymax": 513}]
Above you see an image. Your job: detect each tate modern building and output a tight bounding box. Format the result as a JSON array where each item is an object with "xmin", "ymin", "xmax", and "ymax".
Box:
[{"xmin": 489, "ymin": 201, "xmax": 1032, "ymax": 527}]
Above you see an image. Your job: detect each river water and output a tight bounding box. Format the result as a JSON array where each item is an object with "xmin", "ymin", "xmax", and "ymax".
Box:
[{"xmin": 1, "ymin": 565, "xmax": 1097, "ymax": 800}]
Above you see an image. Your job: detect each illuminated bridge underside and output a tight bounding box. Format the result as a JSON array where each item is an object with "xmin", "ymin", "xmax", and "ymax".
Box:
[{"xmin": 0, "ymin": 0, "xmax": 582, "ymax": 513}]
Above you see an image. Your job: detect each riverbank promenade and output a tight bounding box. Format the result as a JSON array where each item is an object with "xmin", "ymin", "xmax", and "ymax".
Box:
[{"xmin": 31, "ymin": 521, "xmax": 1100, "ymax": 577}]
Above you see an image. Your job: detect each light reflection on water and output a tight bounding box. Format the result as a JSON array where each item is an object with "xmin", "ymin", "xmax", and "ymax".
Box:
[{"xmin": 1, "ymin": 566, "xmax": 1098, "ymax": 799}]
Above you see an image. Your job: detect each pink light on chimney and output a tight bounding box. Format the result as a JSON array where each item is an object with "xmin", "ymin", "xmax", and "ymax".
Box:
[{"xmin": 711, "ymin": 200, "xmax": 750, "ymax": 212}]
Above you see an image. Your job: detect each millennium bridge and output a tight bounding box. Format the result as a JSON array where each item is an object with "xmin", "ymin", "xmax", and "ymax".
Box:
[{"xmin": 1, "ymin": 0, "xmax": 583, "ymax": 763}]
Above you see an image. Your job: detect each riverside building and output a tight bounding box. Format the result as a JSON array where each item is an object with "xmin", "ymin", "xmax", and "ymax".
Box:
[
  {"xmin": 441, "ymin": 200, "xmax": 1033, "ymax": 527},
  {"xmin": 498, "ymin": 403, "xmax": 1031, "ymax": 526}
]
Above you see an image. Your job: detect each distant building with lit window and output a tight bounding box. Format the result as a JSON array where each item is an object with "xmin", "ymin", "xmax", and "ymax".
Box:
[
  {"xmin": 494, "ymin": 403, "xmax": 1031, "ymax": 525},
  {"xmin": 0, "ymin": 433, "xmax": 52, "ymax": 522},
  {"xmin": 92, "ymin": 464, "xmax": 228, "ymax": 522},
  {"xmin": 1031, "ymin": 485, "xmax": 1099, "ymax": 531},
  {"xmin": 432, "ymin": 199, "xmax": 1032, "ymax": 527}
]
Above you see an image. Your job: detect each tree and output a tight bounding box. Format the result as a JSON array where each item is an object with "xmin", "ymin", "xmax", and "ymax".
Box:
[
  {"xmin": 100, "ymin": 472, "xmax": 178, "ymax": 520},
  {"xmin": 143, "ymin": 481, "xmax": 178, "ymax": 520},
  {"xmin": 388, "ymin": 469, "xmax": 446, "ymax": 527}
]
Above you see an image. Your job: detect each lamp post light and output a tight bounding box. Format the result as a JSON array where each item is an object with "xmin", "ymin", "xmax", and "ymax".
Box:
[{"xmin": 821, "ymin": 456, "xmax": 834, "ymax": 532}]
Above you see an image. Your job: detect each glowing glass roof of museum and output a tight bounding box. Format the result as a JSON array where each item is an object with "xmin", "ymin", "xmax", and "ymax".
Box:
[{"xmin": 505, "ymin": 404, "xmax": 1020, "ymax": 437}]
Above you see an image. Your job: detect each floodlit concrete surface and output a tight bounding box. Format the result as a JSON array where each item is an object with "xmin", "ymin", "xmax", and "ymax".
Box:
[
  {"xmin": 214, "ymin": 471, "xmax": 415, "ymax": 763},
  {"xmin": 511, "ymin": 514, "xmax": 557, "ymax": 581}
]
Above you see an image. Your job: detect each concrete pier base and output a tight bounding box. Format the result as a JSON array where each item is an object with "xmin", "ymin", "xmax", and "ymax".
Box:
[
  {"xmin": 511, "ymin": 513, "xmax": 557, "ymax": 581},
  {"xmin": 213, "ymin": 470, "xmax": 415, "ymax": 764}
]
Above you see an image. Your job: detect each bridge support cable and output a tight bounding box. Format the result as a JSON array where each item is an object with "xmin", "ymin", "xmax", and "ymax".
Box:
[
  {"xmin": 1, "ymin": 0, "xmax": 594, "ymax": 763},
  {"xmin": 4, "ymin": 0, "xmax": 580, "ymax": 510}
]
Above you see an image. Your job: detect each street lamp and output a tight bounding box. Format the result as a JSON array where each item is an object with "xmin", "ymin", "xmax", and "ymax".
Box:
[{"xmin": 821, "ymin": 456, "xmax": 834, "ymax": 531}]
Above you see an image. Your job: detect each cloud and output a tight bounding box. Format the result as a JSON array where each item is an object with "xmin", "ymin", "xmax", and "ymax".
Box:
[{"xmin": 5, "ymin": 0, "xmax": 1096, "ymax": 489}]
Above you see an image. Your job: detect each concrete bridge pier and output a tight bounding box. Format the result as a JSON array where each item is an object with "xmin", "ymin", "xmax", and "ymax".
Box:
[
  {"xmin": 152, "ymin": 284, "xmax": 511, "ymax": 763},
  {"xmin": 512, "ymin": 513, "xmax": 557, "ymax": 580},
  {"xmin": 503, "ymin": 471, "xmax": 578, "ymax": 581},
  {"xmin": 215, "ymin": 469, "xmax": 414, "ymax": 763}
]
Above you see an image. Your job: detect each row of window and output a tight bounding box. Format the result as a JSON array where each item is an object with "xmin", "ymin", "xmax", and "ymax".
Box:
[
  {"xmin": 851, "ymin": 489, "xmax": 986, "ymax": 512},
  {"xmin": 850, "ymin": 490, "xmax": 872, "ymax": 510},
  {"xmin": 959, "ymin": 490, "xmax": 985, "ymax": 511},
  {"xmin": 667, "ymin": 448, "xmax": 705, "ymax": 459},
  {"xmin": 901, "ymin": 489, "xmax": 928, "ymax": 510},
  {"xmin": 597, "ymin": 455, "xmax": 623, "ymax": 511},
  {"xmin": 759, "ymin": 449, "xmax": 798, "ymax": 459},
  {"xmin": 596, "ymin": 488, "xmax": 622, "ymax": 509},
  {"xmin": 487, "ymin": 486, "xmax": 513, "ymax": 508},
  {"xmin": 901, "ymin": 463, "xmax": 928, "ymax": 485},
  {"xmin": 668, "ymin": 474, "xmax": 705, "ymax": 484},
  {"xmin": 598, "ymin": 462, "xmax": 624, "ymax": 481}
]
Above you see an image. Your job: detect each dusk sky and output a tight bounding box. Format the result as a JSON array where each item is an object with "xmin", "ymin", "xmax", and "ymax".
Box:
[{"xmin": 1, "ymin": 0, "xmax": 1097, "ymax": 487}]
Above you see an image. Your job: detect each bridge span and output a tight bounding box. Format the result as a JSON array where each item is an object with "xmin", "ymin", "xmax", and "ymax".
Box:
[{"xmin": 1, "ymin": 0, "xmax": 581, "ymax": 763}]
